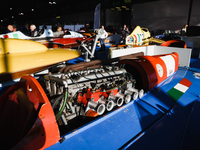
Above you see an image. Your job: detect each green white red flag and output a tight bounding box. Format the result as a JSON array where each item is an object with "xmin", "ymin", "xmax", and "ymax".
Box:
[{"xmin": 167, "ymin": 78, "xmax": 192, "ymax": 102}]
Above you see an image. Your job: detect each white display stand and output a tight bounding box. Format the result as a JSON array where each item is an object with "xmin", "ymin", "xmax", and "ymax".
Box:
[{"xmin": 109, "ymin": 45, "xmax": 192, "ymax": 67}]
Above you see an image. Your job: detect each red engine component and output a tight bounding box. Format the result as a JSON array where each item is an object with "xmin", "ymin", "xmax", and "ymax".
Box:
[
  {"xmin": 77, "ymin": 88, "xmax": 118, "ymax": 106},
  {"xmin": 77, "ymin": 87, "xmax": 123, "ymax": 117}
]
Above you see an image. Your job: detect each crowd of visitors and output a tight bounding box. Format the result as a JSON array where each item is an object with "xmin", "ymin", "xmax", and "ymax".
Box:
[{"xmin": 0, "ymin": 23, "xmax": 135, "ymax": 36}]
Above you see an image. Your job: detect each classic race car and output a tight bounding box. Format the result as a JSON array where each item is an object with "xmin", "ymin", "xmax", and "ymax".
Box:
[
  {"xmin": 0, "ymin": 38, "xmax": 200, "ymax": 150},
  {"xmin": 0, "ymin": 29, "xmax": 92, "ymax": 49}
]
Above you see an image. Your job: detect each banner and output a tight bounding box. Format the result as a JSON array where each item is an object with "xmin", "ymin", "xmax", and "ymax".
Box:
[{"xmin": 94, "ymin": 3, "xmax": 101, "ymax": 29}]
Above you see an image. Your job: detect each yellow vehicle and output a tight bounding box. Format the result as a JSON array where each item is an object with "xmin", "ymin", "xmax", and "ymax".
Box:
[
  {"xmin": 126, "ymin": 26, "xmax": 151, "ymax": 46},
  {"xmin": 0, "ymin": 38, "xmax": 80, "ymax": 81}
]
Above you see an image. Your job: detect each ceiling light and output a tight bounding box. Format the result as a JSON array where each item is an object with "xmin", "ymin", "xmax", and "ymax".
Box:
[
  {"xmin": 18, "ymin": 13, "xmax": 24, "ymax": 15},
  {"xmin": 49, "ymin": 1, "xmax": 56, "ymax": 5}
]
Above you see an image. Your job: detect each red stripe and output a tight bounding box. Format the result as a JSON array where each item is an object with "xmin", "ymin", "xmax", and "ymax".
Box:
[
  {"xmin": 133, "ymin": 34, "xmax": 137, "ymax": 43},
  {"xmin": 179, "ymin": 78, "xmax": 192, "ymax": 87},
  {"xmin": 3, "ymin": 35, "xmax": 9, "ymax": 38}
]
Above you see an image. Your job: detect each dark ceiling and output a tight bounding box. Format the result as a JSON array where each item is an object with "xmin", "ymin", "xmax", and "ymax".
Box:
[
  {"xmin": 0, "ymin": 0, "xmax": 97, "ymax": 24},
  {"xmin": 0, "ymin": 0, "xmax": 157, "ymax": 26}
]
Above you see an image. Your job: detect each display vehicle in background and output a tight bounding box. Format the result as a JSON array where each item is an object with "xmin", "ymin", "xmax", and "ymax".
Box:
[
  {"xmin": 0, "ymin": 28, "xmax": 93, "ymax": 48},
  {"xmin": 124, "ymin": 26, "xmax": 186, "ymax": 48},
  {"xmin": 155, "ymin": 29, "xmax": 181, "ymax": 40}
]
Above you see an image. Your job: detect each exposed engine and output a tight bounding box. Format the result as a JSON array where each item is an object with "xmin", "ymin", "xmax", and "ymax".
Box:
[
  {"xmin": 44, "ymin": 65, "xmax": 143, "ymax": 125},
  {"xmin": 44, "ymin": 52, "xmax": 178, "ymax": 126}
]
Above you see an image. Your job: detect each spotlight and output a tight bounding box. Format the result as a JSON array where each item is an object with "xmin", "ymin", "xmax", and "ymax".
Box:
[{"xmin": 18, "ymin": 12, "xmax": 24, "ymax": 15}]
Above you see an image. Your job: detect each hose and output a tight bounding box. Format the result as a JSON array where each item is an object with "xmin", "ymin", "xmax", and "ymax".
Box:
[
  {"xmin": 55, "ymin": 90, "xmax": 69, "ymax": 119},
  {"xmin": 66, "ymin": 101, "xmax": 72, "ymax": 114},
  {"xmin": 52, "ymin": 94, "xmax": 64, "ymax": 109}
]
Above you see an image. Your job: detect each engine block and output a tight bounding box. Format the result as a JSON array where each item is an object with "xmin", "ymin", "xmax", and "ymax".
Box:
[{"xmin": 44, "ymin": 65, "xmax": 141, "ymax": 125}]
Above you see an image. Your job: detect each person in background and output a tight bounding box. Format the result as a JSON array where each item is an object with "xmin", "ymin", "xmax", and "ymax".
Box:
[
  {"xmin": 13, "ymin": 25, "xmax": 17, "ymax": 32},
  {"xmin": 54, "ymin": 26, "xmax": 64, "ymax": 37},
  {"xmin": 129, "ymin": 25, "xmax": 135, "ymax": 33},
  {"xmin": 181, "ymin": 24, "xmax": 188, "ymax": 36},
  {"xmin": 7, "ymin": 25, "xmax": 14, "ymax": 33},
  {"xmin": 83, "ymin": 23, "xmax": 90, "ymax": 32},
  {"xmin": 30, "ymin": 24, "xmax": 38, "ymax": 37},
  {"xmin": 120, "ymin": 24, "xmax": 130, "ymax": 44},
  {"xmin": 99, "ymin": 25, "xmax": 108, "ymax": 52},
  {"xmin": 22, "ymin": 23, "xmax": 30, "ymax": 35}
]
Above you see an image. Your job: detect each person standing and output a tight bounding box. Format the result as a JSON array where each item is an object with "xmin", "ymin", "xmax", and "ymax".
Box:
[
  {"xmin": 6, "ymin": 25, "xmax": 14, "ymax": 33},
  {"xmin": 22, "ymin": 24, "xmax": 30, "ymax": 36},
  {"xmin": 99, "ymin": 25, "xmax": 108, "ymax": 52},
  {"xmin": 181, "ymin": 24, "xmax": 188, "ymax": 36},
  {"xmin": 13, "ymin": 25, "xmax": 17, "ymax": 32},
  {"xmin": 30, "ymin": 24, "xmax": 38, "ymax": 37},
  {"xmin": 120, "ymin": 24, "xmax": 130, "ymax": 44},
  {"xmin": 54, "ymin": 26, "xmax": 64, "ymax": 37}
]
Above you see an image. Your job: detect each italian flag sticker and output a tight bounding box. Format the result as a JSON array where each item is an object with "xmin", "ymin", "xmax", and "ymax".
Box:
[{"xmin": 167, "ymin": 78, "xmax": 192, "ymax": 102}]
